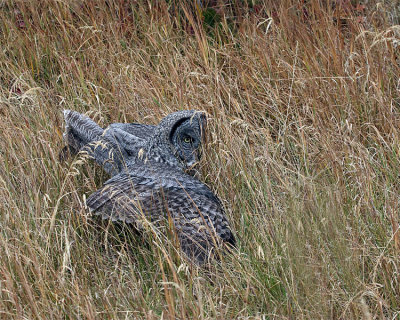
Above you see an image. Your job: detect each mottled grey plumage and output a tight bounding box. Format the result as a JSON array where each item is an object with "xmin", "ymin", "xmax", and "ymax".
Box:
[
  {"xmin": 62, "ymin": 110, "xmax": 205, "ymax": 175},
  {"xmin": 86, "ymin": 160, "xmax": 235, "ymax": 263},
  {"xmin": 62, "ymin": 110, "xmax": 154, "ymax": 175},
  {"xmin": 140, "ymin": 110, "xmax": 206, "ymax": 171},
  {"xmin": 62, "ymin": 110, "xmax": 235, "ymax": 264},
  {"xmin": 108, "ymin": 122, "xmax": 155, "ymax": 140}
]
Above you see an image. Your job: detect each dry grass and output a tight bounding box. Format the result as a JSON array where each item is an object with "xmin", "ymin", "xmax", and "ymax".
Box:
[{"xmin": 0, "ymin": 0, "xmax": 400, "ymax": 318}]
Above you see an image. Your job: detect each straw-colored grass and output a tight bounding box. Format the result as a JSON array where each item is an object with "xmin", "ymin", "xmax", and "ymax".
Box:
[{"xmin": 1, "ymin": 1, "xmax": 399, "ymax": 318}]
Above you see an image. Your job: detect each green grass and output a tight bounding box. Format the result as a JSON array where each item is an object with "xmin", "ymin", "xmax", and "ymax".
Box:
[{"xmin": 1, "ymin": 0, "xmax": 400, "ymax": 318}]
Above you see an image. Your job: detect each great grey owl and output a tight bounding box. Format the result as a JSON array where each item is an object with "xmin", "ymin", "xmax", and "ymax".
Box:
[
  {"xmin": 62, "ymin": 110, "xmax": 203, "ymax": 176},
  {"xmin": 62, "ymin": 110, "xmax": 235, "ymax": 264}
]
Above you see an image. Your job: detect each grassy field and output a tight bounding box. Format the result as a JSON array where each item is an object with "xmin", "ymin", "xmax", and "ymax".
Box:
[{"xmin": 0, "ymin": 1, "xmax": 400, "ymax": 318}]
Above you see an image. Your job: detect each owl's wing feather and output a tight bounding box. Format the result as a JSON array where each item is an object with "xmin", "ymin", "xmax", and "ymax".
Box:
[
  {"xmin": 62, "ymin": 111, "xmax": 158, "ymax": 174},
  {"xmin": 86, "ymin": 173, "xmax": 158, "ymax": 221},
  {"xmin": 108, "ymin": 123, "xmax": 156, "ymax": 140},
  {"xmin": 86, "ymin": 162, "xmax": 235, "ymax": 263},
  {"xmin": 63, "ymin": 110, "xmax": 104, "ymax": 146},
  {"xmin": 63, "ymin": 110, "xmax": 131, "ymax": 175},
  {"xmin": 103, "ymin": 127, "xmax": 146, "ymax": 157}
]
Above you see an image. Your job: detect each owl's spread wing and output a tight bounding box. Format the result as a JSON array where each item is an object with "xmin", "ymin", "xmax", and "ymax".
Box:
[
  {"xmin": 108, "ymin": 123, "xmax": 156, "ymax": 140},
  {"xmin": 86, "ymin": 164, "xmax": 235, "ymax": 263},
  {"xmin": 63, "ymin": 110, "xmax": 129, "ymax": 175},
  {"xmin": 86, "ymin": 172, "xmax": 162, "ymax": 224},
  {"xmin": 62, "ymin": 111, "xmax": 159, "ymax": 175},
  {"xmin": 103, "ymin": 127, "xmax": 146, "ymax": 158},
  {"xmin": 63, "ymin": 110, "xmax": 104, "ymax": 148}
]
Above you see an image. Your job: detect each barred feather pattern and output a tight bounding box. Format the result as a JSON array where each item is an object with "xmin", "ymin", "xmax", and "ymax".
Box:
[
  {"xmin": 63, "ymin": 110, "xmax": 146, "ymax": 175},
  {"xmin": 86, "ymin": 160, "xmax": 235, "ymax": 264}
]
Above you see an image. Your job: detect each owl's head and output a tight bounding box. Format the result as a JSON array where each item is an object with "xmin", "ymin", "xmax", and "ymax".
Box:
[
  {"xmin": 148, "ymin": 110, "xmax": 207, "ymax": 171},
  {"xmin": 169, "ymin": 111, "xmax": 206, "ymax": 169}
]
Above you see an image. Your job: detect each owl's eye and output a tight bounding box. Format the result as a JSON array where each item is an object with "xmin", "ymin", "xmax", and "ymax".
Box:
[{"xmin": 183, "ymin": 136, "xmax": 193, "ymax": 144}]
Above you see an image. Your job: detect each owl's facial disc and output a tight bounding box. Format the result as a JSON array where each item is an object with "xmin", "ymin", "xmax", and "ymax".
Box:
[{"xmin": 170, "ymin": 116, "xmax": 204, "ymax": 169}]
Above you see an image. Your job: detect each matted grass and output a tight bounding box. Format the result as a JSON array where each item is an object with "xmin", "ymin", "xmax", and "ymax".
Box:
[{"xmin": 0, "ymin": 1, "xmax": 399, "ymax": 318}]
